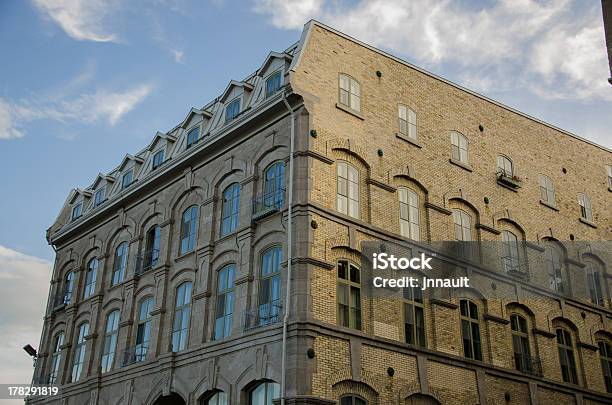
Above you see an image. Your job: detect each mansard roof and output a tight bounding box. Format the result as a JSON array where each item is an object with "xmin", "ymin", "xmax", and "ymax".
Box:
[
  {"xmin": 118, "ymin": 154, "xmax": 145, "ymax": 171},
  {"xmin": 257, "ymin": 51, "xmax": 291, "ymax": 75},
  {"xmin": 218, "ymin": 80, "xmax": 254, "ymax": 103},
  {"xmin": 147, "ymin": 131, "xmax": 177, "ymax": 151},
  {"xmin": 178, "ymin": 108, "xmax": 213, "ymax": 130}
]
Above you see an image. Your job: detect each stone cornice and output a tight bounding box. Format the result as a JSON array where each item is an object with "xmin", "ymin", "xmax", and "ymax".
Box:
[
  {"xmin": 425, "ymin": 202, "xmax": 452, "ymax": 215},
  {"xmin": 430, "ymin": 299, "xmax": 458, "ymax": 309},
  {"xmin": 476, "ymin": 223, "xmax": 500, "ymax": 235},
  {"xmin": 366, "ymin": 177, "xmax": 396, "ymax": 192},
  {"xmin": 293, "ymin": 150, "xmax": 334, "ymax": 165}
]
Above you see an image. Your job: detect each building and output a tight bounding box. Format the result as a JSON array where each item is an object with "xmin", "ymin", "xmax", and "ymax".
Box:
[
  {"xmin": 31, "ymin": 21, "xmax": 611, "ymax": 405},
  {"xmin": 603, "ymin": 0, "xmax": 612, "ymax": 84}
]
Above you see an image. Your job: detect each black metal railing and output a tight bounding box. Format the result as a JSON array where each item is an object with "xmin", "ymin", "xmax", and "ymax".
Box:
[
  {"xmin": 501, "ymin": 255, "xmax": 529, "ymax": 276},
  {"xmin": 121, "ymin": 345, "xmax": 148, "ymax": 367},
  {"xmin": 135, "ymin": 249, "xmax": 159, "ymax": 276},
  {"xmin": 53, "ymin": 290, "xmax": 72, "ymax": 308},
  {"xmin": 243, "ymin": 302, "xmax": 283, "ymax": 330},
  {"xmin": 515, "ymin": 354, "xmax": 543, "ymax": 377},
  {"xmin": 496, "ymin": 170, "xmax": 522, "ymax": 188},
  {"xmin": 252, "ymin": 189, "xmax": 285, "ymax": 220}
]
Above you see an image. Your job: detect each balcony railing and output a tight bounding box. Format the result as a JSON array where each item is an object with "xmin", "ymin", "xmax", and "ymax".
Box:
[
  {"xmin": 135, "ymin": 249, "xmax": 159, "ymax": 276},
  {"xmin": 496, "ymin": 171, "xmax": 522, "ymax": 189},
  {"xmin": 501, "ymin": 255, "xmax": 529, "ymax": 277},
  {"xmin": 121, "ymin": 344, "xmax": 149, "ymax": 367},
  {"xmin": 53, "ymin": 291, "xmax": 72, "ymax": 309},
  {"xmin": 243, "ymin": 302, "xmax": 283, "ymax": 330},
  {"xmin": 515, "ymin": 354, "xmax": 543, "ymax": 377},
  {"xmin": 252, "ymin": 189, "xmax": 285, "ymax": 221}
]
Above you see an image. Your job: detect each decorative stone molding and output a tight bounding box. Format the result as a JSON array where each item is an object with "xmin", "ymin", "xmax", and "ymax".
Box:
[
  {"xmin": 476, "ymin": 223, "xmax": 500, "ymax": 235},
  {"xmin": 425, "ymin": 202, "xmax": 452, "ymax": 216},
  {"xmin": 366, "ymin": 177, "xmax": 396, "ymax": 192}
]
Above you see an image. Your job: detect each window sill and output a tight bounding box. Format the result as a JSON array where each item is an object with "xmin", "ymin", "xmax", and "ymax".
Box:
[
  {"xmin": 496, "ymin": 179, "xmax": 519, "ymax": 192},
  {"xmin": 395, "ymin": 133, "xmax": 422, "ymax": 148},
  {"xmin": 335, "ymin": 103, "xmax": 364, "ymax": 120},
  {"xmin": 539, "ymin": 200, "xmax": 559, "ymax": 211},
  {"xmin": 175, "ymin": 250, "xmax": 196, "ymax": 262},
  {"xmin": 449, "ymin": 158, "xmax": 473, "ymax": 172},
  {"xmin": 579, "ymin": 218, "xmax": 597, "ymax": 228}
]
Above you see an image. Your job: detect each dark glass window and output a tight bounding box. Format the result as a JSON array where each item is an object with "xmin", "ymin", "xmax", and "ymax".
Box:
[
  {"xmin": 152, "ymin": 149, "xmax": 165, "ymax": 169},
  {"xmin": 221, "ymin": 183, "xmax": 240, "ymax": 236},
  {"xmin": 171, "ymin": 282, "xmax": 192, "ymax": 352},
  {"xmin": 214, "ymin": 265, "xmax": 235, "ymax": 340},
  {"xmin": 122, "ymin": 170, "xmax": 133, "ymax": 189},
  {"xmin": 510, "ymin": 314, "xmax": 532, "ymax": 373},
  {"xmin": 225, "ymin": 98, "xmax": 241, "ymax": 123},
  {"xmin": 337, "ymin": 260, "xmax": 361, "ymax": 330},
  {"xmin": 112, "ymin": 242, "xmax": 128, "ymax": 285},
  {"xmin": 265, "ymin": 72, "xmax": 282, "ymax": 97},
  {"xmin": 180, "ymin": 205, "xmax": 198, "ymax": 254},
  {"xmin": 460, "ymin": 299, "xmax": 482, "ymax": 361},
  {"xmin": 258, "ymin": 247, "xmax": 282, "ymax": 326},
  {"xmin": 404, "ymin": 286, "xmax": 425, "ymax": 347},
  {"xmin": 557, "ymin": 328, "xmax": 578, "ymax": 384},
  {"xmin": 598, "ymin": 340, "xmax": 612, "ymax": 393},
  {"xmin": 186, "ymin": 127, "xmax": 199, "ymax": 148}
]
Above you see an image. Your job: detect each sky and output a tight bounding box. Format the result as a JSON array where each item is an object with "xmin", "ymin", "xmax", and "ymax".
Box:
[{"xmin": 0, "ymin": 0, "xmax": 610, "ymax": 394}]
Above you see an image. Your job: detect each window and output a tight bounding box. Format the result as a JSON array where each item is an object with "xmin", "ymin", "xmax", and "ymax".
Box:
[
  {"xmin": 452, "ymin": 209, "xmax": 472, "ymax": 241},
  {"xmin": 557, "ymin": 328, "xmax": 578, "ymax": 384},
  {"xmin": 100, "ymin": 310, "xmax": 120, "ymax": 373},
  {"xmin": 144, "ymin": 226, "xmax": 160, "ymax": 271},
  {"xmin": 511, "ymin": 314, "xmax": 532, "ymax": 373},
  {"xmin": 450, "ymin": 132, "xmax": 469, "ymax": 164},
  {"xmin": 225, "ymin": 98, "xmax": 241, "ymax": 123},
  {"xmin": 259, "ymin": 247, "xmax": 282, "ymax": 326},
  {"xmin": 94, "ymin": 187, "xmax": 106, "ymax": 207},
  {"xmin": 206, "ymin": 391, "xmax": 228, "ymax": 405},
  {"xmin": 340, "ymin": 396, "xmax": 367, "ymax": 405},
  {"xmin": 497, "ymin": 155, "xmax": 513, "ymax": 177},
  {"xmin": 135, "ymin": 297, "xmax": 154, "ymax": 362},
  {"xmin": 71, "ymin": 202, "xmax": 82, "ymax": 221},
  {"xmin": 544, "ymin": 243, "xmax": 564, "ymax": 293},
  {"xmin": 578, "ymin": 193, "xmax": 593, "ymax": 222},
  {"xmin": 598, "ymin": 340, "xmax": 612, "ymax": 393},
  {"xmin": 214, "ymin": 265, "xmax": 235, "ymax": 340},
  {"xmin": 122, "ymin": 170, "xmax": 133, "ymax": 190},
  {"xmin": 71, "ymin": 322, "xmax": 89, "ymax": 382},
  {"xmin": 608, "ymin": 165, "xmax": 612, "ymax": 189},
  {"xmin": 48, "ymin": 332, "xmax": 64, "ymax": 384},
  {"xmin": 337, "ymin": 260, "xmax": 361, "ymax": 330},
  {"xmin": 250, "ymin": 381, "xmax": 280, "ymax": 405},
  {"xmin": 539, "ymin": 175, "xmax": 556, "ymax": 206},
  {"xmin": 337, "ymin": 161, "xmax": 359, "ymax": 218},
  {"xmin": 221, "ymin": 183, "xmax": 240, "ymax": 236},
  {"xmin": 62, "ymin": 271, "xmax": 74, "ymax": 305},
  {"xmin": 172, "ymin": 282, "xmax": 192, "ymax": 352},
  {"xmin": 501, "ymin": 230, "xmax": 520, "ymax": 273},
  {"xmin": 152, "ymin": 149, "xmax": 165, "ymax": 170},
  {"xmin": 180, "ymin": 205, "xmax": 199, "ymax": 255},
  {"xmin": 265, "ymin": 71, "xmax": 282, "ymax": 98},
  {"xmin": 83, "ymin": 258, "xmax": 98, "ymax": 299},
  {"xmin": 112, "ymin": 242, "xmax": 129, "ymax": 285},
  {"xmin": 338, "ymin": 73, "xmax": 361, "ymax": 112},
  {"xmin": 186, "ymin": 127, "xmax": 199, "ymax": 148},
  {"xmin": 263, "ymin": 161, "xmax": 285, "ymax": 207},
  {"xmin": 460, "ymin": 299, "xmax": 482, "ymax": 361},
  {"xmin": 398, "ymin": 105, "xmax": 417, "ymax": 140},
  {"xmin": 585, "ymin": 260, "xmax": 604, "ymax": 306},
  {"xmin": 404, "ymin": 286, "xmax": 425, "ymax": 347},
  {"xmin": 399, "ymin": 188, "xmax": 420, "ymax": 240}
]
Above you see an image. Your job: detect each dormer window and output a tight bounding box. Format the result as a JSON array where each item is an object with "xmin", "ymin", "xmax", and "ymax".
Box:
[
  {"xmin": 122, "ymin": 170, "xmax": 133, "ymax": 190},
  {"xmin": 71, "ymin": 202, "xmax": 83, "ymax": 221},
  {"xmin": 94, "ymin": 188, "xmax": 106, "ymax": 207},
  {"xmin": 152, "ymin": 150, "xmax": 165, "ymax": 170},
  {"xmin": 225, "ymin": 98, "xmax": 241, "ymax": 123},
  {"xmin": 186, "ymin": 127, "xmax": 199, "ymax": 149},
  {"xmin": 265, "ymin": 71, "xmax": 282, "ymax": 98}
]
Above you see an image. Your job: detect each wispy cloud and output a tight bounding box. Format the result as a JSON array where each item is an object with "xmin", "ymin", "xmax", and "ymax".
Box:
[
  {"xmin": 0, "ymin": 245, "xmax": 51, "ymax": 385},
  {"xmin": 32, "ymin": 0, "xmax": 120, "ymax": 42},
  {"xmin": 171, "ymin": 49, "xmax": 185, "ymax": 64},
  {"xmin": 253, "ymin": 0, "xmax": 611, "ymax": 102}
]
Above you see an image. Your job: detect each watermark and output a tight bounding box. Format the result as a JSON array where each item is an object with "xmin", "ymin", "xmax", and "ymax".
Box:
[{"xmin": 0, "ymin": 384, "xmax": 60, "ymax": 400}]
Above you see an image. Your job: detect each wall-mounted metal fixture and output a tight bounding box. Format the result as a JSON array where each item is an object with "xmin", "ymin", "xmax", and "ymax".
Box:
[
  {"xmin": 307, "ymin": 348, "xmax": 315, "ymax": 359},
  {"xmin": 377, "ymin": 149, "xmax": 384, "ymax": 157},
  {"xmin": 504, "ymin": 392, "xmax": 511, "ymax": 401},
  {"xmin": 570, "ymin": 234, "xmax": 575, "ymax": 240},
  {"xmin": 484, "ymin": 197, "xmax": 490, "ymax": 204},
  {"xmin": 479, "ymin": 124, "xmax": 484, "ymax": 132},
  {"xmin": 562, "ymin": 167, "xmax": 567, "ymax": 174},
  {"xmin": 376, "ymin": 70, "xmax": 382, "ymax": 78},
  {"xmin": 387, "ymin": 367, "xmax": 395, "ymax": 377},
  {"xmin": 310, "ymin": 129, "xmax": 317, "ymax": 138},
  {"xmin": 310, "ymin": 220, "xmax": 318, "ymax": 229}
]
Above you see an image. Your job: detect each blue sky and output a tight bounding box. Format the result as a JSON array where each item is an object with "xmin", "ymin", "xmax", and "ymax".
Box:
[{"xmin": 0, "ymin": 0, "xmax": 610, "ymax": 390}]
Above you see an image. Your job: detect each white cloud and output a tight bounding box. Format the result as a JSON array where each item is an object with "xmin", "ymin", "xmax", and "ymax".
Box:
[
  {"xmin": 254, "ymin": 0, "xmax": 612, "ymax": 102},
  {"xmin": 0, "ymin": 246, "xmax": 52, "ymax": 386},
  {"xmin": 171, "ymin": 49, "xmax": 185, "ymax": 64},
  {"xmin": 0, "ymin": 100, "xmax": 25, "ymax": 140},
  {"xmin": 32, "ymin": 0, "xmax": 119, "ymax": 42}
]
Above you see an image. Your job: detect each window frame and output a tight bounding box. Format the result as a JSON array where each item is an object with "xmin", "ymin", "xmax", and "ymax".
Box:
[
  {"xmin": 214, "ymin": 264, "xmax": 236, "ymax": 340},
  {"xmin": 249, "ymin": 381, "xmax": 280, "ymax": 405},
  {"xmin": 337, "ymin": 161, "xmax": 359, "ymax": 219},
  {"xmin": 598, "ymin": 339, "xmax": 612, "ymax": 393},
  {"xmin": 71, "ymin": 202, "xmax": 83, "ymax": 221},
  {"xmin": 152, "ymin": 149, "xmax": 165, "ymax": 170},
  {"xmin": 398, "ymin": 187, "xmax": 420, "ymax": 241},
  {"xmin": 496, "ymin": 155, "xmax": 514, "ymax": 177},
  {"xmin": 265, "ymin": 71, "xmax": 282, "ymax": 98},
  {"xmin": 206, "ymin": 391, "xmax": 229, "ymax": 405},
  {"xmin": 450, "ymin": 131, "xmax": 469, "ymax": 165},
  {"xmin": 340, "ymin": 395, "xmax": 367, "ymax": 405},
  {"xmin": 336, "ymin": 259, "xmax": 362, "ymax": 330},
  {"xmin": 83, "ymin": 257, "xmax": 98, "ymax": 299},
  {"xmin": 338, "ymin": 73, "xmax": 361, "ymax": 113},
  {"xmin": 578, "ymin": 193, "xmax": 593, "ymax": 222},
  {"xmin": 460, "ymin": 299, "xmax": 482, "ymax": 361},
  {"xmin": 544, "ymin": 243, "xmax": 564, "ymax": 293},
  {"xmin": 501, "ymin": 230, "xmax": 520, "ymax": 273},
  {"xmin": 63, "ymin": 271, "xmax": 74, "ymax": 305},
  {"xmin": 403, "ymin": 285, "xmax": 426, "ymax": 347},
  {"xmin": 258, "ymin": 246, "xmax": 282, "ymax": 326},
  {"xmin": 220, "ymin": 183, "xmax": 240, "ymax": 237},
  {"xmin": 71, "ymin": 322, "xmax": 89, "ymax": 382},
  {"xmin": 100, "ymin": 310, "xmax": 120, "ymax": 373},
  {"xmin": 180, "ymin": 205, "xmax": 199, "ymax": 255},
  {"xmin": 93, "ymin": 187, "xmax": 106, "ymax": 207},
  {"xmin": 112, "ymin": 242, "xmax": 129, "ymax": 286},
  {"xmin": 539, "ymin": 175, "xmax": 556, "ymax": 206},
  {"xmin": 171, "ymin": 281, "xmax": 192, "ymax": 352},
  {"xmin": 556, "ymin": 327, "xmax": 578, "ymax": 384},
  {"xmin": 48, "ymin": 331, "xmax": 65, "ymax": 384},
  {"xmin": 186, "ymin": 126, "xmax": 200, "ymax": 149},
  {"xmin": 510, "ymin": 314, "xmax": 532, "ymax": 373},
  {"xmin": 144, "ymin": 225, "xmax": 161, "ymax": 271},
  {"xmin": 398, "ymin": 104, "xmax": 417, "ymax": 140},
  {"xmin": 225, "ymin": 98, "xmax": 241, "ymax": 123},
  {"xmin": 121, "ymin": 169, "xmax": 133, "ymax": 190},
  {"xmin": 452, "ymin": 209, "xmax": 472, "ymax": 242},
  {"xmin": 134, "ymin": 297, "xmax": 154, "ymax": 362},
  {"xmin": 585, "ymin": 259, "xmax": 605, "ymax": 307}
]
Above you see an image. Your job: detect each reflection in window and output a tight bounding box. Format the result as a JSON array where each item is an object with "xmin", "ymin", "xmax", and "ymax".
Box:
[
  {"xmin": 450, "ymin": 132, "xmax": 468, "ymax": 164},
  {"xmin": 557, "ymin": 328, "xmax": 578, "ymax": 384},
  {"xmin": 186, "ymin": 127, "xmax": 199, "ymax": 148},
  {"xmin": 544, "ymin": 243, "xmax": 564, "ymax": 293},
  {"xmin": 511, "ymin": 314, "xmax": 532, "ymax": 373},
  {"xmin": 585, "ymin": 260, "xmax": 604, "ymax": 306},
  {"xmin": 221, "ymin": 183, "xmax": 240, "ymax": 236},
  {"xmin": 337, "ymin": 161, "xmax": 359, "ymax": 219},
  {"xmin": 598, "ymin": 340, "xmax": 612, "ymax": 393},
  {"xmin": 399, "ymin": 187, "xmax": 420, "ymax": 241},
  {"xmin": 135, "ymin": 297, "xmax": 154, "ymax": 362},
  {"xmin": 152, "ymin": 149, "xmax": 165, "ymax": 169},
  {"xmin": 539, "ymin": 175, "xmax": 556, "ymax": 206},
  {"xmin": 398, "ymin": 105, "xmax": 417, "ymax": 140},
  {"xmin": 206, "ymin": 391, "xmax": 228, "ymax": 405},
  {"xmin": 225, "ymin": 99, "xmax": 241, "ymax": 123},
  {"xmin": 83, "ymin": 258, "xmax": 98, "ymax": 298},
  {"xmin": 112, "ymin": 242, "xmax": 129, "ymax": 285},
  {"xmin": 180, "ymin": 205, "xmax": 199, "ymax": 255},
  {"xmin": 496, "ymin": 155, "xmax": 513, "ymax": 177},
  {"xmin": 214, "ymin": 265, "xmax": 235, "ymax": 340},
  {"xmin": 338, "ymin": 74, "xmax": 361, "ymax": 112},
  {"xmin": 258, "ymin": 247, "xmax": 282, "ymax": 326},
  {"xmin": 101, "ymin": 310, "xmax": 120, "ymax": 373},
  {"xmin": 71, "ymin": 323, "xmax": 89, "ymax": 382},
  {"xmin": 265, "ymin": 72, "xmax": 282, "ymax": 98},
  {"xmin": 337, "ymin": 260, "xmax": 361, "ymax": 330},
  {"xmin": 501, "ymin": 230, "xmax": 520, "ymax": 272},
  {"xmin": 340, "ymin": 396, "xmax": 367, "ymax": 405},
  {"xmin": 172, "ymin": 282, "xmax": 192, "ymax": 352},
  {"xmin": 578, "ymin": 193, "xmax": 593, "ymax": 222},
  {"xmin": 263, "ymin": 161, "xmax": 285, "ymax": 208},
  {"xmin": 71, "ymin": 203, "xmax": 82, "ymax": 221},
  {"xmin": 404, "ymin": 286, "xmax": 425, "ymax": 347},
  {"xmin": 122, "ymin": 170, "xmax": 133, "ymax": 190},
  {"xmin": 48, "ymin": 332, "xmax": 64, "ymax": 384},
  {"xmin": 250, "ymin": 381, "xmax": 280, "ymax": 405}
]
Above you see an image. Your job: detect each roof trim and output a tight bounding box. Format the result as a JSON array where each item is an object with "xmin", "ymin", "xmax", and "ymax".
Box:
[
  {"xmin": 219, "ymin": 80, "xmax": 254, "ymax": 103},
  {"xmin": 257, "ymin": 51, "xmax": 292, "ymax": 75}
]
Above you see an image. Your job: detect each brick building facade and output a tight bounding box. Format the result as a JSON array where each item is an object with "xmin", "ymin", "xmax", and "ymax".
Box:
[{"xmin": 31, "ymin": 21, "xmax": 611, "ymax": 405}]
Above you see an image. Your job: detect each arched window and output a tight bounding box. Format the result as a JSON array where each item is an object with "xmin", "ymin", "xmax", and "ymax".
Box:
[
  {"xmin": 539, "ymin": 175, "xmax": 556, "ymax": 206},
  {"xmin": 265, "ymin": 71, "xmax": 282, "ymax": 98},
  {"xmin": 578, "ymin": 193, "xmax": 593, "ymax": 222},
  {"xmin": 152, "ymin": 149, "xmax": 165, "ymax": 170},
  {"xmin": 337, "ymin": 260, "xmax": 361, "ymax": 330},
  {"xmin": 186, "ymin": 126, "xmax": 199, "ymax": 149},
  {"xmin": 134, "ymin": 297, "xmax": 154, "ymax": 363},
  {"xmin": 340, "ymin": 396, "xmax": 367, "ymax": 405},
  {"xmin": 258, "ymin": 247, "xmax": 282, "ymax": 326},
  {"xmin": 337, "ymin": 161, "xmax": 359, "ymax": 219},
  {"xmin": 398, "ymin": 105, "xmax": 417, "ymax": 140},
  {"xmin": 399, "ymin": 188, "xmax": 420, "ymax": 241},
  {"xmin": 144, "ymin": 225, "xmax": 160, "ymax": 271},
  {"xmin": 225, "ymin": 98, "xmax": 241, "ymax": 123},
  {"xmin": 585, "ymin": 259, "xmax": 604, "ymax": 306},
  {"xmin": 83, "ymin": 258, "xmax": 98, "ymax": 299},
  {"xmin": 221, "ymin": 183, "xmax": 240, "ymax": 236},
  {"xmin": 48, "ymin": 332, "xmax": 64, "ymax": 384},
  {"xmin": 338, "ymin": 73, "xmax": 361, "ymax": 112},
  {"xmin": 250, "ymin": 381, "xmax": 280, "ymax": 405},
  {"xmin": 556, "ymin": 328, "xmax": 578, "ymax": 384},
  {"xmin": 263, "ymin": 161, "xmax": 285, "ymax": 208},
  {"xmin": 496, "ymin": 155, "xmax": 513, "ymax": 177},
  {"xmin": 501, "ymin": 230, "xmax": 520, "ymax": 273},
  {"xmin": 598, "ymin": 340, "xmax": 612, "ymax": 392},
  {"xmin": 205, "ymin": 391, "xmax": 228, "ymax": 405},
  {"xmin": 403, "ymin": 285, "xmax": 425, "ymax": 347},
  {"xmin": 214, "ymin": 265, "xmax": 235, "ymax": 340},
  {"xmin": 180, "ymin": 205, "xmax": 199, "ymax": 255},
  {"xmin": 460, "ymin": 299, "xmax": 482, "ymax": 361},
  {"xmin": 544, "ymin": 242, "xmax": 564, "ymax": 293},
  {"xmin": 101, "ymin": 310, "xmax": 120, "ymax": 373},
  {"xmin": 71, "ymin": 322, "xmax": 89, "ymax": 382},
  {"xmin": 172, "ymin": 282, "xmax": 192, "ymax": 352},
  {"xmin": 450, "ymin": 131, "xmax": 468, "ymax": 164},
  {"xmin": 62, "ymin": 271, "xmax": 74, "ymax": 305},
  {"xmin": 510, "ymin": 314, "xmax": 532, "ymax": 373},
  {"xmin": 112, "ymin": 242, "xmax": 129, "ymax": 285},
  {"xmin": 452, "ymin": 209, "xmax": 471, "ymax": 241}
]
